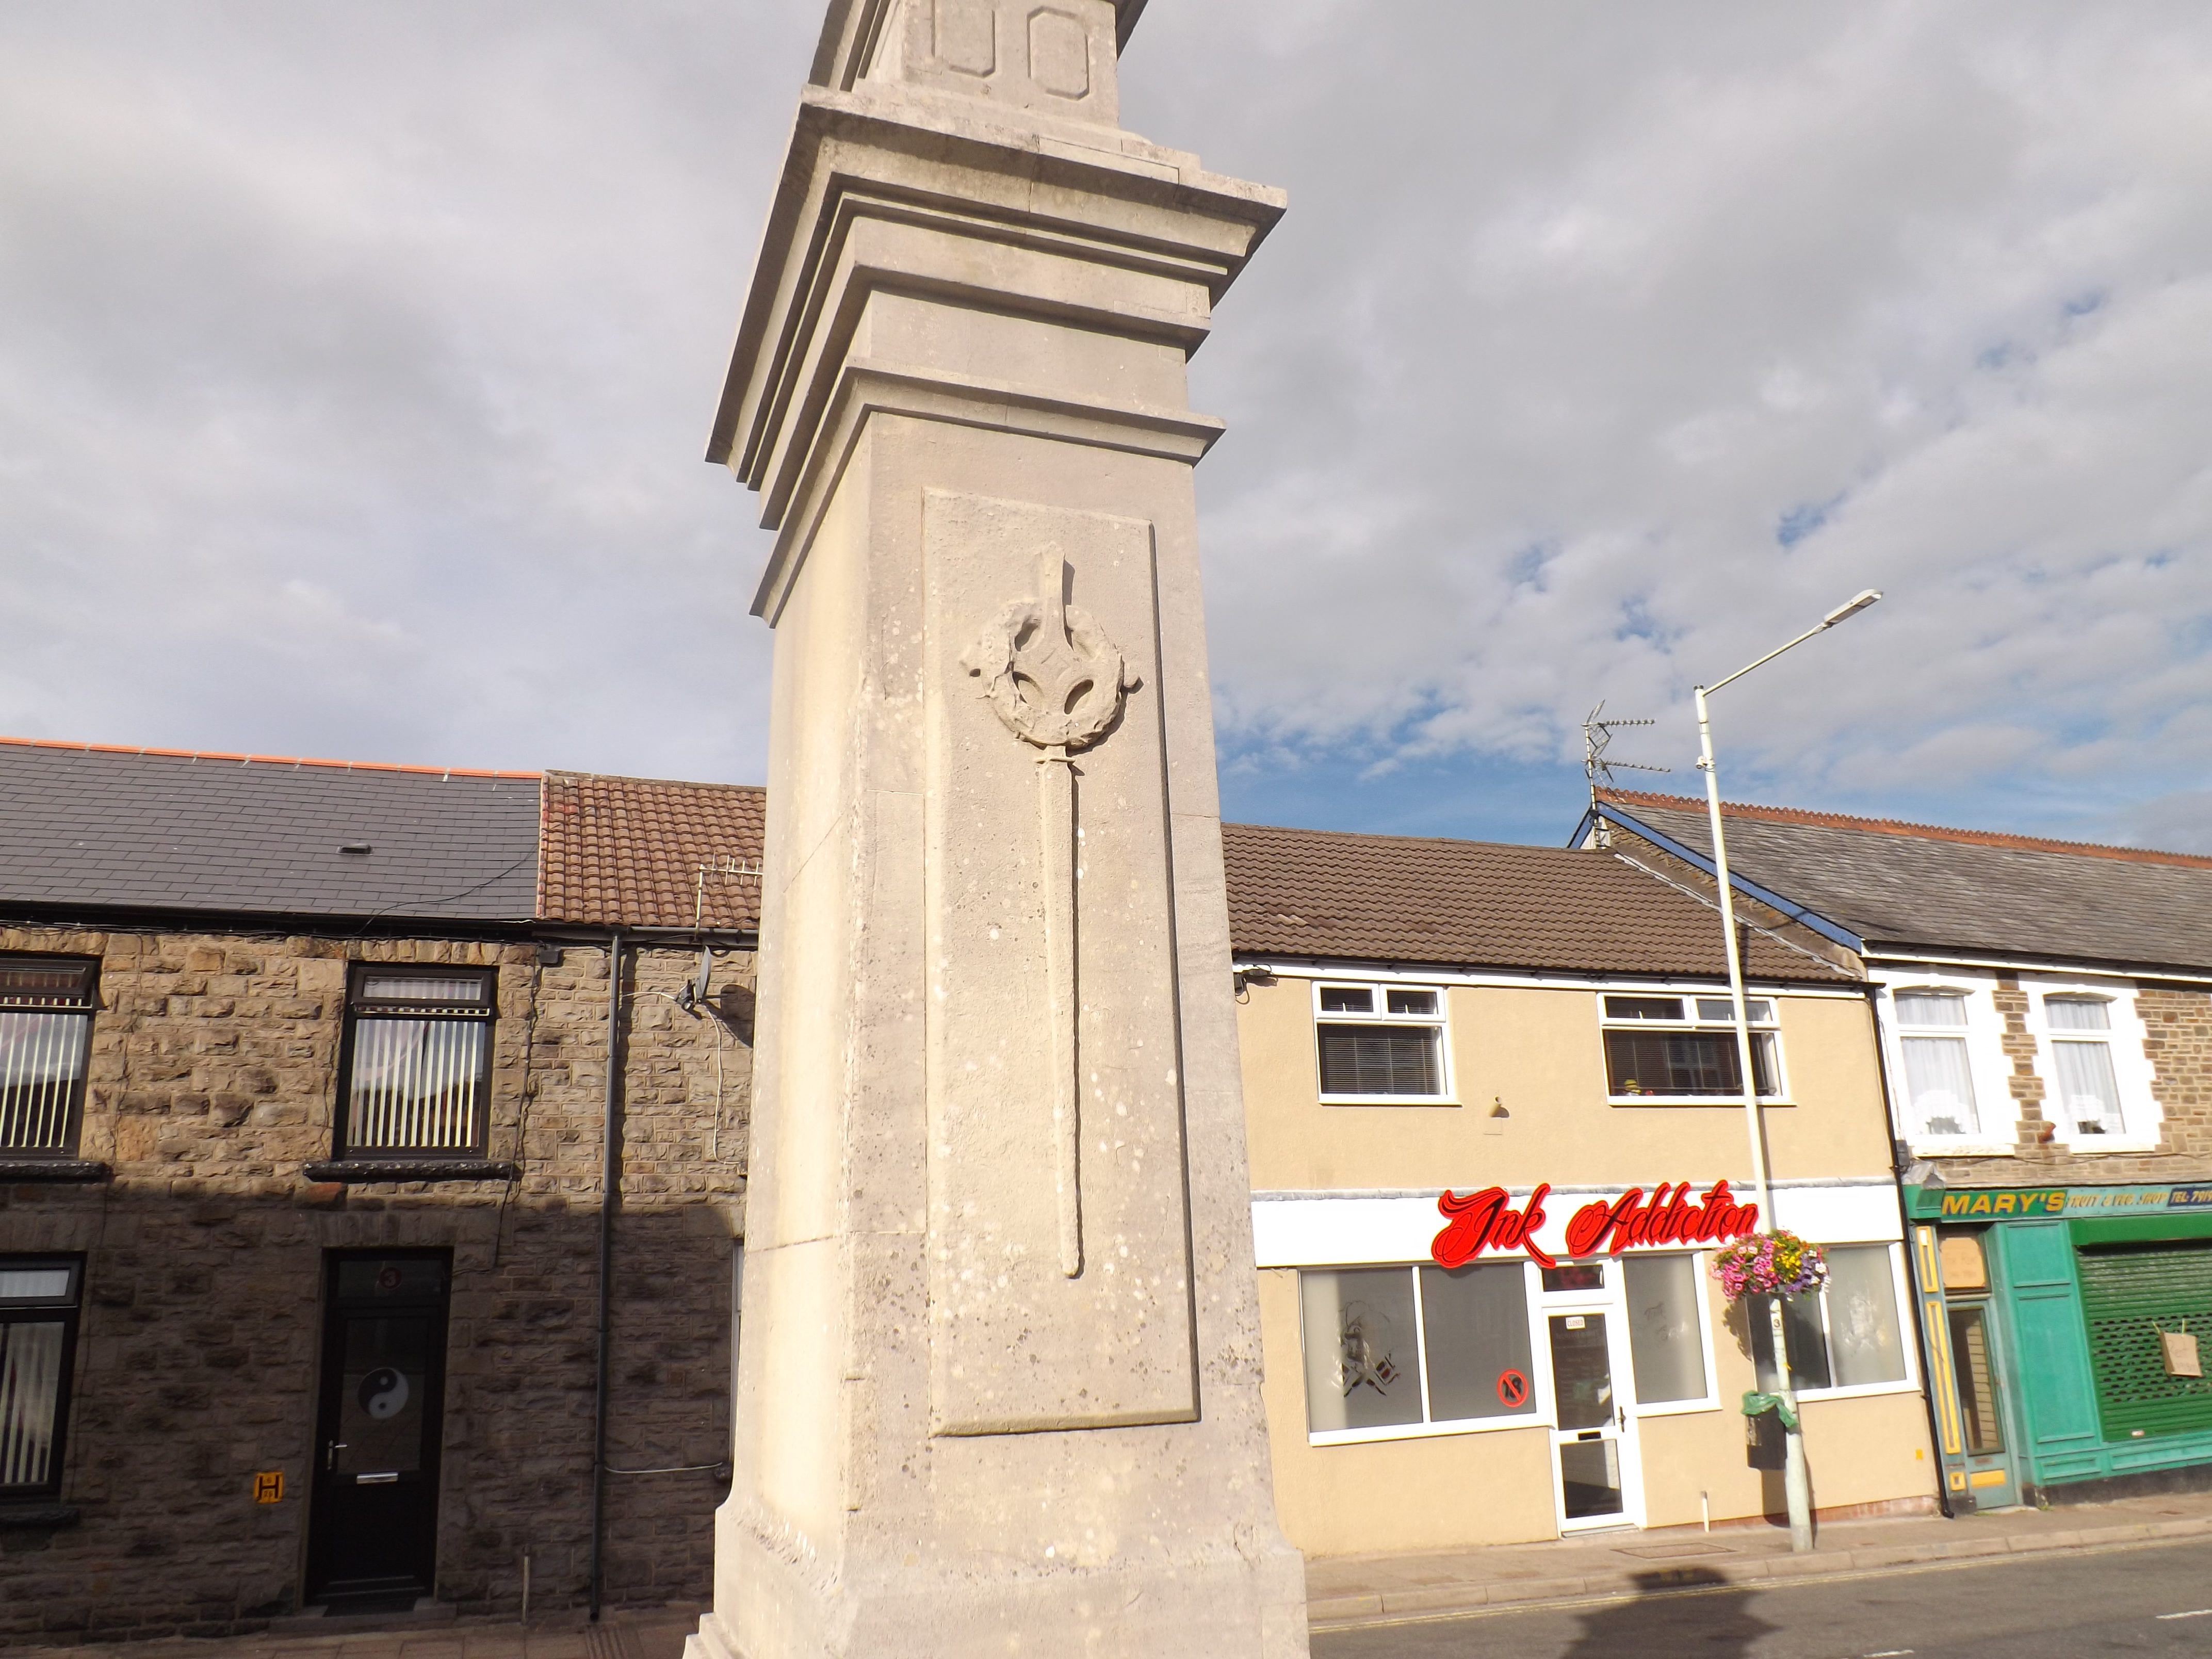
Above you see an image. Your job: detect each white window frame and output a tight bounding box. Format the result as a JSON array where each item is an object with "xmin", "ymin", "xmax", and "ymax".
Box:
[
  {"xmin": 1597, "ymin": 991, "xmax": 1791, "ymax": 1105},
  {"xmin": 1299, "ymin": 1258, "xmax": 1544, "ymax": 1444},
  {"xmin": 1750, "ymin": 1241, "xmax": 1921, "ymax": 1403},
  {"xmin": 2025, "ymin": 975, "xmax": 2161, "ymax": 1152},
  {"xmin": 1299, "ymin": 1251, "xmax": 1729, "ymax": 1444},
  {"xmin": 1614, "ymin": 1252, "xmax": 1723, "ymax": 1419},
  {"xmin": 1311, "ymin": 980, "xmax": 1455, "ymax": 1105},
  {"xmin": 1874, "ymin": 970, "xmax": 2016, "ymax": 1156}
]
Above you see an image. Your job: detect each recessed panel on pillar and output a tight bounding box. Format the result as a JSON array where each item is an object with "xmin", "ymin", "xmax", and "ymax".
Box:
[{"xmin": 922, "ymin": 487, "xmax": 1197, "ymax": 1436}]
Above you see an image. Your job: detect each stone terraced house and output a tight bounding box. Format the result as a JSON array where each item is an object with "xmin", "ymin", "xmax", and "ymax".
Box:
[
  {"xmin": 1584, "ymin": 790, "xmax": 2212, "ymax": 1511},
  {"xmin": 0, "ymin": 737, "xmax": 761, "ymax": 1643}
]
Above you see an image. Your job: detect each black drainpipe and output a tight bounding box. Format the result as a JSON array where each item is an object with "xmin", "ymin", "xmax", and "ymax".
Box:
[{"xmin": 590, "ymin": 930, "xmax": 625, "ymax": 1618}]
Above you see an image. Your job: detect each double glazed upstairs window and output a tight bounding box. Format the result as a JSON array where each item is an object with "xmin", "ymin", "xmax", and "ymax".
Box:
[
  {"xmin": 337, "ymin": 968, "xmax": 496, "ymax": 1158},
  {"xmin": 0, "ymin": 957, "xmax": 97, "ymax": 1157},
  {"xmin": 0, "ymin": 1258, "xmax": 82, "ymax": 1498},
  {"xmin": 1894, "ymin": 990, "xmax": 1980, "ymax": 1137},
  {"xmin": 1315, "ymin": 983, "xmax": 1449, "ymax": 1101},
  {"xmin": 1602, "ymin": 996, "xmax": 1780, "ymax": 1100},
  {"xmin": 2045, "ymin": 995, "xmax": 2125, "ymax": 1136}
]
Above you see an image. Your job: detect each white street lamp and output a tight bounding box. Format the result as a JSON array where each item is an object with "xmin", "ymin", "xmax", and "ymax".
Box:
[{"xmin": 1693, "ymin": 587, "xmax": 1880, "ymax": 1555}]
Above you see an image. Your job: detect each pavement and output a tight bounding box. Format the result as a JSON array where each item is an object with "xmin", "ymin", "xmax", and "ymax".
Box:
[
  {"xmin": 1312, "ymin": 1533, "xmax": 2212, "ymax": 1658},
  {"xmin": 1305, "ymin": 1486, "xmax": 2212, "ymax": 1632},
  {"xmin": 11, "ymin": 1490, "xmax": 2212, "ymax": 1657}
]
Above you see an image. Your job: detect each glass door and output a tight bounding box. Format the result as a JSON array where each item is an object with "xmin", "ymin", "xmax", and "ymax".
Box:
[
  {"xmin": 1944, "ymin": 1301, "xmax": 2018, "ymax": 1508},
  {"xmin": 1545, "ymin": 1294, "xmax": 1643, "ymax": 1531}
]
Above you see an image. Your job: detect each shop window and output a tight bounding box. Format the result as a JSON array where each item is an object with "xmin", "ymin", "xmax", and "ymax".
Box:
[
  {"xmin": 1299, "ymin": 1262, "xmax": 1535, "ymax": 1439},
  {"xmin": 0, "ymin": 1258, "xmax": 82, "ymax": 1497},
  {"xmin": 2043, "ymin": 996, "xmax": 2124, "ymax": 1136},
  {"xmin": 1893, "ymin": 989, "xmax": 1981, "ymax": 1137},
  {"xmin": 0, "ymin": 957, "xmax": 98, "ymax": 1157},
  {"xmin": 1624, "ymin": 1254, "xmax": 1710, "ymax": 1405},
  {"xmin": 1601, "ymin": 995, "xmax": 1780, "ymax": 1100},
  {"xmin": 336, "ymin": 968, "xmax": 496, "ymax": 1157},
  {"xmin": 1750, "ymin": 1244, "xmax": 1909, "ymax": 1394},
  {"xmin": 1313, "ymin": 983, "xmax": 1449, "ymax": 1102}
]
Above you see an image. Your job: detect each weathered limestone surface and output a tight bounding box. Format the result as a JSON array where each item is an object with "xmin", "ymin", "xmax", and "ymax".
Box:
[
  {"xmin": 0, "ymin": 928, "xmax": 750, "ymax": 1644},
  {"xmin": 693, "ymin": 3, "xmax": 1307, "ymax": 1654}
]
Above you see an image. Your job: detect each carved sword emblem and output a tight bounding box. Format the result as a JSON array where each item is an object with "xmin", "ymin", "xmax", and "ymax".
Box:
[{"xmin": 962, "ymin": 555, "xmax": 1134, "ymax": 1279}]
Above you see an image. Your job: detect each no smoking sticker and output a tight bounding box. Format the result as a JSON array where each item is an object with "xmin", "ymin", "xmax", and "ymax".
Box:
[{"xmin": 1496, "ymin": 1369, "xmax": 1530, "ymax": 1408}]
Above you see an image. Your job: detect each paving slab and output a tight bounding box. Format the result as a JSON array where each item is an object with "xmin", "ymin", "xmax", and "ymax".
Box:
[{"xmin": 1305, "ymin": 1488, "xmax": 2212, "ymax": 1630}]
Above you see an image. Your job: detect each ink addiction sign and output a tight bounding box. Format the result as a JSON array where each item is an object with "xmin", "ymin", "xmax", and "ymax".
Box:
[{"xmin": 1432, "ymin": 1181, "xmax": 1761, "ymax": 1270}]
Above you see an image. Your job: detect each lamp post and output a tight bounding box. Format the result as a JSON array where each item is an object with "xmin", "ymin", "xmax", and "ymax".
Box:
[{"xmin": 1694, "ymin": 587, "xmax": 1880, "ymax": 1554}]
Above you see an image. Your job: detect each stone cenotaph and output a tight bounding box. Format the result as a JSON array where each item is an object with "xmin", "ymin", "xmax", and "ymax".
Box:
[{"xmin": 689, "ymin": 2, "xmax": 1307, "ymax": 1652}]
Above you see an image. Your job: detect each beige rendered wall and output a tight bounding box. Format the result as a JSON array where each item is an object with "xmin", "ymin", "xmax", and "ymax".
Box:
[
  {"xmin": 1637, "ymin": 1270, "xmax": 1936, "ymax": 1528},
  {"xmin": 1245, "ymin": 976, "xmax": 1937, "ymax": 1553},
  {"xmin": 1256, "ymin": 1270, "xmax": 1558, "ymax": 1557},
  {"xmin": 1239, "ymin": 975, "xmax": 1894, "ymax": 1194},
  {"xmin": 1261, "ymin": 1259, "xmax": 1936, "ymax": 1556}
]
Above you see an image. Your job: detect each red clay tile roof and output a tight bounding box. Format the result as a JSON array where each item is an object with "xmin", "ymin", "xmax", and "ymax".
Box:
[
  {"xmin": 1222, "ymin": 821, "xmax": 1849, "ymax": 982},
  {"xmin": 539, "ymin": 771, "xmax": 764, "ymax": 931}
]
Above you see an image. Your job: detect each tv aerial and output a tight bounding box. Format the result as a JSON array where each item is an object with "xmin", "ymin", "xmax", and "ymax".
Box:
[{"xmin": 1583, "ymin": 701, "xmax": 1671, "ymax": 791}]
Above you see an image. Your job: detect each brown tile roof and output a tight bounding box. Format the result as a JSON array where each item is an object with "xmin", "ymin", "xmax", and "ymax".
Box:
[
  {"xmin": 1594, "ymin": 789, "xmax": 2212, "ymax": 971},
  {"xmin": 539, "ymin": 771, "xmax": 765, "ymax": 932},
  {"xmin": 1221, "ymin": 821, "xmax": 1850, "ymax": 982}
]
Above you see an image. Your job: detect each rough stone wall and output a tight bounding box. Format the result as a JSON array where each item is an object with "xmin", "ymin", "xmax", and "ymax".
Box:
[
  {"xmin": 0, "ymin": 925, "xmax": 751, "ymax": 1645},
  {"xmin": 1922, "ymin": 975, "xmax": 2212, "ymax": 1188}
]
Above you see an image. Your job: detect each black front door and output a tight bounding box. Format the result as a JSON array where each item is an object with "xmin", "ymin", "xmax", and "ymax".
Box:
[{"xmin": 306, "ymin": 1252, "xmax": 451, "ymax": 1608}]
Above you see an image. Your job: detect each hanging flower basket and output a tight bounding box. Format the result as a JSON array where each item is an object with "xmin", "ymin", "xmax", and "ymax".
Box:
[{"xmin": 1710, "ymin": 1230, "xmax": 1828, "ymax": 1300}]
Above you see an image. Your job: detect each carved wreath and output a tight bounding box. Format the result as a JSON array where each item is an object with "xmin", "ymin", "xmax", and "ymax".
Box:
[{"xmin": 960, "ymin": 572, "xmax": 1132, "ymax": 752}]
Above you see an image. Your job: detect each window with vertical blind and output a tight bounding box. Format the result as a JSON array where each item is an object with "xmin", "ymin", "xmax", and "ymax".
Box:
[
  {"xmin": 0, "ymin": 957, "xmax": 97, "ymax": 1157},
  {"xmin": 336, "ymin": 968, "xmax": 496, "ymax": 1157},
  {"xmin": 0, "ymin": 1258, "xmax": 82, "ymax": 1498},
  {"xmin": 1601, "ymin": 995, "xmax": 1782, "ymax": 1100},
  {"xmin": 1313, "ymin": 982, "xmax": 1450, "ymax": 1102}
]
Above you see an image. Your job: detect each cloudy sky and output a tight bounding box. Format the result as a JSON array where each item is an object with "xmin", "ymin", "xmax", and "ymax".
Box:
[{"xmin": 4, "ymin": 3, "xmax": 2208, "ymax": 850}]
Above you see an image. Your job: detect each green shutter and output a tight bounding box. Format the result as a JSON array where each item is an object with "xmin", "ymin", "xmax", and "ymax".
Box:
[{"xmin": 2076, "ymin": 1243, "xmax": 2212, "ymax": 1441}]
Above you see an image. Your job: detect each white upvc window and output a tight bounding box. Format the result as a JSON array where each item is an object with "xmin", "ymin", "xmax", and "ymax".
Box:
[
  {"xmin": 2027, "ymin": 979, "xmax": 2158, "ymax": 1148},
  {"xmin": 1878, "ymin": 972, "xmax": 2013, "ymax": 1152},
  {"xmin": 1312, "ymin": 981, "xmax": 1453, "ymax": 1103},
  {"xmin": 1298, "ymin": 1260, "xmax": 1538, "ymax": 1442},
  {"xmin": 1893, "ymin": 989, "xmax": 1982, "ymax": 1137},
  {"xmin": 1599, "ymin": 993, "xmax": 1786, "ymax": 1103},
  {"xmin": 1748, "ymin": 1242, "xmax": 1917, "ymax": 1401}
]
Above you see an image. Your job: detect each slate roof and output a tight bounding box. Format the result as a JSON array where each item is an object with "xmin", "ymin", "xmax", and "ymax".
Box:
[
  {"xmin": 540, "ymin": 772, "xmax": 764, "ymax": 931},
  {"xmin": 1221, "ymin": 821, "xmax": 1851, "ymax": 983},
  {"xmin": 1593, "ymin": 790, "xmax": 2212, "ymax": 973},
  {"xmin": 0, "ymin": 737, "xmax": 543, "ymax": 922}
]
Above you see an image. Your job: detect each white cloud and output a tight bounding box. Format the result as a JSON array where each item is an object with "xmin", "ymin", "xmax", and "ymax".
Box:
[
  {"xmin": 1124, "ymin": 0, "xmax": 2212, "ymax": 847},
  {"xmin": 0, "ymin": 1, "xmax": 813, "ymax": 779},
  {"xmin": 2, "ymin": 2, "xmax": 2208, "ymax": 852}
]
